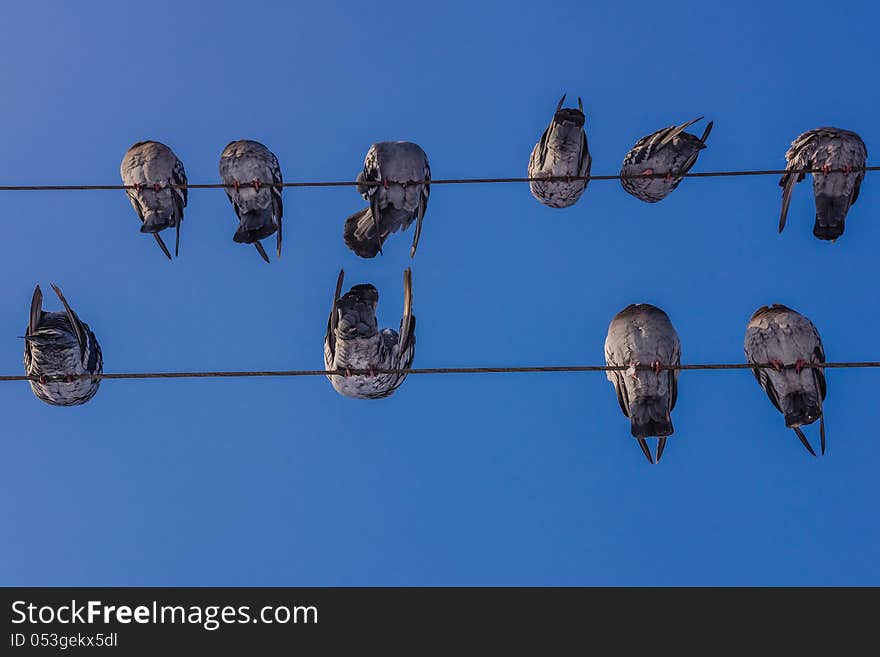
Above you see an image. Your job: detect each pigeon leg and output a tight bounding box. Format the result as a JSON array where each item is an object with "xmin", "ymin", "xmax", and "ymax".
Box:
[
  {"xmin": 637, "ymin": 438, "xmax": 654, "ymax": 464},
  {"xmin": 656, "ymin": 437, "xmax": 667, "ymax": 463},
  {"xmin": 792, "ymin": 427, "xmax": 817, "ymax": 457},
  {"xmin": 232, "ymin": 179, "xmax": 240, "ymax": 193}
]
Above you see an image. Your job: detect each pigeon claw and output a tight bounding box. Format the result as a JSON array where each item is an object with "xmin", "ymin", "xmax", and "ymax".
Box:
[
  {"xmin": 382, "ymin": 179, "xmax": 390, "ymax": 190},
  {"xmin": 795, "ymin": 359, "xmax": 808, "ymax": 375},
  {"xmin": 664, "ymin": 172, "xmax": 673, "ymax": 182},
  {"xmin": 368, "ymin": 365, "xmax": 376, "ymax": 378},
  {"xmin": 821, "ymin": 164, "xmax": 831, "ymax": 175},
  {"xmin": 252, "ymin": 178, "xmax": 261, "ymax": 191},
  {"xmin": 153, "ymin": 183, "xmax": 161, "ymax": 192},
  {"xmin": 641, "ymin": 168, "xmax": 654, "ymax": 176},
  {"xmin": 627, "ymin": 361, "xmax": 640, "ymax": 380},
  {"xmin": 344, "ymin": 368, "xmax": 352, "ymax": 378},
  {"xmin": 232, "ymin": 180, "xmax": 240, "ymax": 193},
  {"xmin": 38, "ymin": 375, "xmax": 47, "ymax": 385},
  {"xmin": 65, "ymin": 374, "xmax": 76, "ymax": 383},
  {"xmin": 770, "ymin": 359, "xmax": 784, "ymax": 372},
  {"xmin": 842, "ymin": 165, "xmax": 852, "ymax": 175},
  {"xmin": 651, "ymin": 361, "xmax": 663, "ymax": 374}
]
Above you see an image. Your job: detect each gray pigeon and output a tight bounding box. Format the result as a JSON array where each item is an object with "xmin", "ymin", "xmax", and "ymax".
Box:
[
  {"xmin": 345, "ymin": 142, "xmax": 430, "ymax": 258},
  {"xmin": 324, "ymin": 268, "xmax": 415, "ymax": 399},
  {"xmin": 604, "ymin": 304, "xmax": 681, "ymax": 464},
  {"xmin": 620, "ymin": 117, "xmax": 713, "ymax": 202},
  {"xmin": 24, "ymin": 284, "xmax": 103, "ymax": 406},
  {"xmin": 744, "ymin": 304, "xmax": 827, "ymax": 456},
  {"xmin": 219, "ymin": 140, "xmax": 283, "ymax": 263},
  {"xmin": 527, "ymin": 94, "xmax": 591, "ymax": 208},
  {"xmin": 778, "ymin": 127, "xmax": 867, "ymax": 240},
  {"xmin": 120, "ymin": 141, "xmax": 188, "ymax": 259}
]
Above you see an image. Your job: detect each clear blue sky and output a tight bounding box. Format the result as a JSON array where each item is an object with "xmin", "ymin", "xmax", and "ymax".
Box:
[{"xmin": 0, "ymin": 1, "xmax": 877, "ymax": 586}]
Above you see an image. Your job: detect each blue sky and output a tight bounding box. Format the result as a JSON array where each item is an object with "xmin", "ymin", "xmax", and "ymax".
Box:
[{"xmin": 0, "ymin": 1, "xmax": 878, "ymax": 585}]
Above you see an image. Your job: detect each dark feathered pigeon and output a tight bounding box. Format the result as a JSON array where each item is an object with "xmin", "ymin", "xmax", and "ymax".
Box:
[
  {"xmin": 24, "ymin": 284, "xmax": 102, "ymax": 406},
  {"xmin": 219, "ymin": 140, "xmax": 283, "ymax": 263},
  {"xmin": 345, "ymin": 142, "xmax": 430, "ymax": 258},
  {"xmin": 778, "ymin": 127, "xmax": 867, "ymax": 241},
  {"xmin": 744, "ymin": 304, "xmax": 827, "ymax": 456},
  {"xmin": 527, "ymin": 93, "xmax": 591, "ymax": 208},
  {"xmin": 120, "ymin": 141, "xmax": 187, "ymax": 259},
  {"xmin": 620, "ymin": 117, "xmax": 713, "ymax": 202},
  {"xmin": 605, "ymin": 304, "xmax": 681, "ymax": 464},
  {"xmin": 324, "ymin": 268, "xmax": 415, "ymax": 399}
]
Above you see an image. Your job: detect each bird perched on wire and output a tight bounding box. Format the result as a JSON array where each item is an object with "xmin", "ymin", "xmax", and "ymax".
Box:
[
  {"xmin": 527, "ymin": 93, "xmax": 591, "ymax": 208},
  {"xmin": 344, "ymin": 142, "xmax": 431, "ymax": 259},
  {"xmin": 604, "ymin": 304, "xmax": 681, "ymax": 464},
  {"xmin": 120, "ymin": 141, "xmax": 188, "ymax": 259},
  {"xmin": 620, "ymin": 117, "xmax": 713, "ymax": 202},
  {"xmin": 324, "ymin": 268, "xmax": 415, "ymax": 399},
  {"xmin": 219, "ymin": 140, "xmax": 283, "ymax": 263},
  {"xmin": 23, "ymin": 284, "xmax": 103, "ymax": 406},
  {"xmin": 778, "ymin": 127, "xmax": 867, "ymax": 241},
  {"xmin": 744, "ymin": 305, "xmax": 827, "ymax": 456}
]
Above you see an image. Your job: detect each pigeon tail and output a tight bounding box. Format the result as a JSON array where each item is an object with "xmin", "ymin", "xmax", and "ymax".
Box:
[
  {"xmin": 336, "ymin": 284, "xmax": 379, "ymax": 338},
  {"xmin": 140, "ymin": 212, "xmax": 173, "ymax": 233},
  {"xmin": 782, "ymin": 392, "xmax": 822, "ymax": 428},
  {"xmin": 553, "ymin": 108, "xmax": 586, "ymax": 128},
  {"xmin": 629, "ymin": 397, "xmax": 673, "ymax": 438},
  {"xmin": 812, "ymin": 194, "xmax": 849, "ymax": 240},
  {"xmin": 344, "ymin": 208, "xmax": 383, "ymax": 258},
  {"xmin": 233, "ymin": 209, "xmax": 277, "ymax": 244}
]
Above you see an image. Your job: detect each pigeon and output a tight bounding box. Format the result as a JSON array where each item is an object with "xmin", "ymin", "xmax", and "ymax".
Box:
[
  {"xmin": 23, "ymin": 284, "xmax": 103, "ymax": 406},
  {"xmin": 324, "ymin": 268, "xmax": 415, "ymax": 399},
  {"xmin": 620, "ymin": 117, "xmax": 713, "ymax": 202},
  {"xmin": 219, "ymin": 140, "xmax": 283, "ymax": 263},
  {"xmin": 778, "ymin": 127, "xmax": 867, "ymax": 240},
  {"xmin": 744, "ymin": 304, "xmax": 827, "ymax": 456},
  {"xmin": 120, "ymin": 141, "xmax": 188, "ymax": 259},
  {"xmin": 527, "ymin": 93, "xmax": 591, "ymax": 208},
  {"xmin": 345, "ymin": 142, "xmax": 431, "ymax": 259},
  {"xmin": 604, "ymin": 304, "xmax": 681, "ymax": 464}
]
